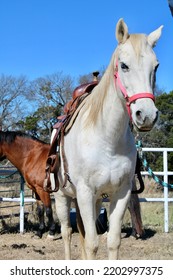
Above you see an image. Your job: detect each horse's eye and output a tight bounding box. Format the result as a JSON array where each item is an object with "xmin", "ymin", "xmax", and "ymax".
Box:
[{"xmin": 121, "ymin": 62, "xmax": 129, "ymax": 71}]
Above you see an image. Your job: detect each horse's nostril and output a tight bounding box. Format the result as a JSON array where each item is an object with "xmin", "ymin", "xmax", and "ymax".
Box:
[{"xmin": 136, "ymin": 110, "xmax": 142, "ymax": 119}]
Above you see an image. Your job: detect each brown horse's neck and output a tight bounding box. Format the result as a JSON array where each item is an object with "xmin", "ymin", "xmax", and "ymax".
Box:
[
  {"xmin": 2, "ymin": 139, "xmax": 27, "ymax": 169},
  {"xmin": 2, "ymin": 137, "xmax": 46, "ymax": 172}
]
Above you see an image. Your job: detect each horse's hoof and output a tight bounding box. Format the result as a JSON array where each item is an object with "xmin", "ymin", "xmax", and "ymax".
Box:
[
  {"xmin": 31, "ymin": 231, "xmax": 43, "ymax": 239},
  {"xmin": 47, "ymin": 234, "xmax": 56, "ymax": 240},
  {"xmin": 47, "ymin": 233, "xmax": 62, "ymax": 240},
  {"xmin": 31, "ymin": 234, "xmax": 41, "ymax": 239},
  {"xmin": 121, "ymin": 232, "xmax": 128, "ymax": 238}
]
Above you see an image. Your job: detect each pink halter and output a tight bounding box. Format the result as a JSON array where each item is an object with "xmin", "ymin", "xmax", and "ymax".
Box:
[{"xmin": 114, "ymin": 60, "xmax": 155, "ymax": 120}]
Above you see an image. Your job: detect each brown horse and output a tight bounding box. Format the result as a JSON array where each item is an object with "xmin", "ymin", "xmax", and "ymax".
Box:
[{"xmin": 0, "ymin": 131, "xmax": 56, "ymax": 238}]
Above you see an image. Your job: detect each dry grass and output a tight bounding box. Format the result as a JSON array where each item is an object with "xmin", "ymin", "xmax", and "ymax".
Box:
[{"xmin": 122, "ymin": 175, "xmax": 173, "ymax": 232}]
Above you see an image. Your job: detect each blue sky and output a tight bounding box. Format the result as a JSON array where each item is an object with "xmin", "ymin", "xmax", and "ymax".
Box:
[{"xmin": 0, "ymin": 0, "xmax": 172, "ymax": 92}]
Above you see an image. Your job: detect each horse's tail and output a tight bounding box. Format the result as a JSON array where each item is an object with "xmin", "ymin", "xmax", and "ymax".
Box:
[{"xmin": 128, "ymin": 179, "xmax": 145, "ymax": 238}]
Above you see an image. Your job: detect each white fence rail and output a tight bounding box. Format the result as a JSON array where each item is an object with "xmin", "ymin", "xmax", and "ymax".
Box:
[
  {"xmin": 140, "ymin": 147, "xmax": 173, "ymax": 233},
  {"xmin": 0, "ymin": 147, "xmax": 173, "ymax": 233}
]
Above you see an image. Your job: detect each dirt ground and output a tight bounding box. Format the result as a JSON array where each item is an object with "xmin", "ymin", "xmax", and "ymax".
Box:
[
  {"xmin": 1, "ymin": 167, "xmax": 173, "ymax": 260},
  {"xmin": 0, "ymin": 228, "xmax": 173, "ymax": 260}
]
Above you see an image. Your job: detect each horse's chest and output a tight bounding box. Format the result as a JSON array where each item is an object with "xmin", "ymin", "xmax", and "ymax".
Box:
[
  {"xmin": 65, "ymin": 132, "xmax": 136, "ymax": 196},
  {"xmin": 91, "ymin": 157, "xmax": 132, "ymax": 187}
]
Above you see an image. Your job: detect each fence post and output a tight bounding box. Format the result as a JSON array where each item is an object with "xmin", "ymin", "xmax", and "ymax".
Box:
[
  {"xmin": 20, "ymin": 175, "xmax": 25, "ymax": 233},
  {"xmin": 163, "ymin": 150, "xmax": 169, "ymax": 233}
]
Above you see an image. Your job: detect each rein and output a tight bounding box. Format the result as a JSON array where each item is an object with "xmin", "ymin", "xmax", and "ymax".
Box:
[{"xmin": 114, "ymin": 61, "xmax": 155, "ymax": 120}]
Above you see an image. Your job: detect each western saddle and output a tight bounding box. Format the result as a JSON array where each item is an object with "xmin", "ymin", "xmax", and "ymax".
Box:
[{"xmin": 43, "ymin": 72, "xmax": 99, "ymax": 192}]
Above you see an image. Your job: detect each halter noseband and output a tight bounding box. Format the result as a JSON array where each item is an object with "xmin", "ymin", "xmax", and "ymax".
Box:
[{"xmin": 114, "ymin": 61, "xmax": 155, "ymax": 120}]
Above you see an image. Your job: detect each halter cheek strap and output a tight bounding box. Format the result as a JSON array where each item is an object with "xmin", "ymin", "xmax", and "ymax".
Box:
[{"xmin": 114, "ymin": 60, "xmax": 155, "ymax": 120}]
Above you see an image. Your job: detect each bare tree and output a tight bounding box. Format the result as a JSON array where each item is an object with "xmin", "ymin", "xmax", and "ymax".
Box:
[
  {"xmin": 28, "ymin": 72, "xmax": 74, "ymax": 110},
  {"xmin": 24, "ymin": 72, "xmax": 75, "ymax": 139},
  {"xmin": 78, "ymin": 67, "xmax": 105, "ymax": 85},
  {"xmin": 0, "ymin": 75, "xmax": 28, "ymax": 130}
]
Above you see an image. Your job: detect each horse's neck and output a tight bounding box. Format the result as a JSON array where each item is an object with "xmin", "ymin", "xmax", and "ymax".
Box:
[
  {"xmin": 3, "ymin": 140, "xmax": 27, "ymax": 169},
  {"xmin": 93, "ymin": 68, "xmax": 129, "ymax": 141}
]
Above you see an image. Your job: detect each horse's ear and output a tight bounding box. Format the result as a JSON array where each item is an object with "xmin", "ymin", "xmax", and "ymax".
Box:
[
  {"xmin": 147, "ymin": 25, "xmax": 163, "ymax": 48},
  {"xmin": 116, "ymin": 18, "xmax": 129, "ymax": 44}
]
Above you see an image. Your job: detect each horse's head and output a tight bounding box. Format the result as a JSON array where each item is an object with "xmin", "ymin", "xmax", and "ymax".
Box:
[{"xmin": 114, "ymin": 19, "xmax": 163, "ymax": 131}]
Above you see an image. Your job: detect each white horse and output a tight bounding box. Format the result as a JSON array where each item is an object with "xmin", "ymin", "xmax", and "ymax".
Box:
[{"xmin": 52, "ymin": 19, "xmax": 163, "ymax": 260}]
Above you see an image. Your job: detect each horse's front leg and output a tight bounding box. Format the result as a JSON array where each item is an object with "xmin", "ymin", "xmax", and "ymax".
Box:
[
  {"xmin": 107, "ymin": 184, "xmax": 131, "ymax": 259},
  {"xmin": 77, "ymin": 187, "xmax": 99, "ymax": 260},
  {"xmin": 54, "ymin": 190, "xmax": 72, "ymax": 259},
  {"xmin": 35, "ymin": 188, "xmax": 56, "ymax": 238},
  {"xmin": 75, "ymin": 198, "xmax": 87, "ymax": 259},
  {"xmin": 36, "ymin": 200, "xmax": 45, "ymax": 238},
  {"xmin": 45, "ymin": 206, "xmax": 56, "ymax": 238}
]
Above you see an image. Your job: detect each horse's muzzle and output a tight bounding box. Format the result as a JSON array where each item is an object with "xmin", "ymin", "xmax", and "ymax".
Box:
[{"xmin": 133, "ymin": 108, "xmax": 158, "ymax": 131}]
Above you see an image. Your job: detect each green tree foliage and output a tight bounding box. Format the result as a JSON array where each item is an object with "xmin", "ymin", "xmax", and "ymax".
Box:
[{"xmin": 138, "ymin": 91, "xmax": 173, "ymax": 181}]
